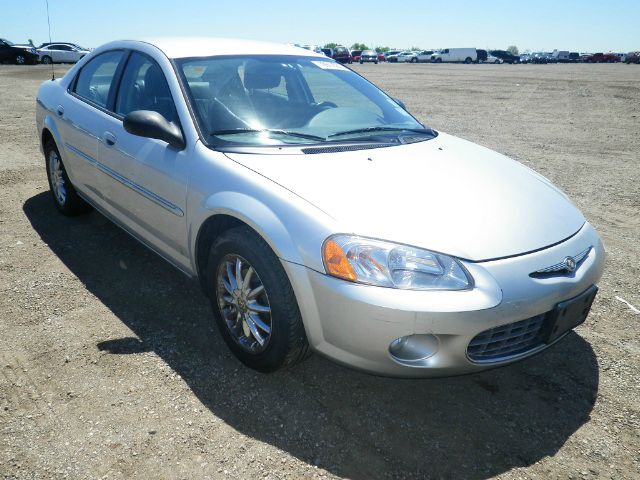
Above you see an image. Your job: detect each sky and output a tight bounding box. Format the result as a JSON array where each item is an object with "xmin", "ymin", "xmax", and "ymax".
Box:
[{"xmin": 1, "ymin": 0, "xmax": 638, "ymax": 53}]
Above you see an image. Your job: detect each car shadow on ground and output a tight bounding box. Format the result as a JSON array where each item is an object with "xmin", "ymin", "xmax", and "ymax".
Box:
[{"xmin": 24, "ymin": 192, "xmax": 599, "ymax": 480}]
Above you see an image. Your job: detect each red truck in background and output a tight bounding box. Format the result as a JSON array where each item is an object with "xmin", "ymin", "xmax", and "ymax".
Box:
[{"xmin": 585, "ymin": 52, "xmax": 621, "ymax": 63}]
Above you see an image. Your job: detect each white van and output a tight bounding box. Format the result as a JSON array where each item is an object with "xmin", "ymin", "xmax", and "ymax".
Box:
[{"xmin": 431, "ymin": 48, "xmax": 477, "ymax": 63}]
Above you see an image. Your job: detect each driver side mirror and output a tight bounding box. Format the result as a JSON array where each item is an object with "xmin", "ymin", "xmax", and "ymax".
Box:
[
  {"xmin": 123, "ymin": 110, "xmax": 185, "ymax": 150},
  {"xmin": 394, "ymin": 98, "xmax": 407, "ymax": 111}
]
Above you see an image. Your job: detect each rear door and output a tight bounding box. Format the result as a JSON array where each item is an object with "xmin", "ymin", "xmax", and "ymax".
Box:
[
  {"xmin": 47, "ymin": 44, "xmax": 65, "ymax": 63},
  {"xmin": 57, "ymin": 45, "xmax": 75, "ymax": 63},
  {"xmin": 95, "ymin": 51, "xmax": 189, "ymax": 266},
  {"xmin": 58, "ymin": 50, "xmax": 126, "ymax": 197}
]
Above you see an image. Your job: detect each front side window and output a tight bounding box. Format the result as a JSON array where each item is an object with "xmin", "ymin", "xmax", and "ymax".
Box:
[
  {"xmin": 115, "ymin": 52, "xmax": 177, "ymax": 123},
  {"xmin": 178, "ymin": 55, "xmax": 432, "ymax": 148},
  {"xmin": 73, "ymin": 50, "xmax": 124, "ymax": 108}
]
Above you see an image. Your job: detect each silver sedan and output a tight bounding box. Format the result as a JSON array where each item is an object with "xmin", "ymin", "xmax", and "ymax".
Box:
[{"xmin": 35, "ymin": 38, "xmax": 605, "ymax": 377}]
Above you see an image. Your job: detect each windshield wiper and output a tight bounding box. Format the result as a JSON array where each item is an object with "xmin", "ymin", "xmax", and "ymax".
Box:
[
  {"xmin": 209, "ymin": 128, "xmax": 325, "ymax": 142},
  {"xmin": 328, "ymin": 126, "xmax": 435, "ymax": 138}
]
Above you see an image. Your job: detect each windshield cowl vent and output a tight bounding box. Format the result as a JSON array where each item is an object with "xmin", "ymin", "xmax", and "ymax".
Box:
[{"xmin": 301, "ymin": 144, "xmax": 392, "ymax": 154}]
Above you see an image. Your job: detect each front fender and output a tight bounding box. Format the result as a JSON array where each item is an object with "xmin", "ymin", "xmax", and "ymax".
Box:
[{"xmin": 196, "ymin": 191, "xmax": 305, "ymax": 267}]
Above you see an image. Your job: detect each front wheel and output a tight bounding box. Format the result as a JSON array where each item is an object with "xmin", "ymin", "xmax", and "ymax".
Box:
[
  {"xmin": 464, "ymin": 57, "xmax": 472, "ymax": 64},
  {"xmin": 41, "ymin": 55, "xmax": 52, "ymax": 65},
  {"xmin": 15, "ymin": 54, "xmax": 26, "ymax": 65},
  {"xmin": 411, "ymin": 57, "xmax": 418, "ymax": 63},
  {"xmin": 207, "ymin": 227, "xmax": 310, "ymax": 372},
  {"xmin": 44, "ymin": 141, "xmax": 92, "ymax": 216}
]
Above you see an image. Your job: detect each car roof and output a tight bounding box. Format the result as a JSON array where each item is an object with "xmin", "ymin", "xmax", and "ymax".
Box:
[{"xmin": 100, "ymin": 38, "xmax": 326, "ymax": 59}]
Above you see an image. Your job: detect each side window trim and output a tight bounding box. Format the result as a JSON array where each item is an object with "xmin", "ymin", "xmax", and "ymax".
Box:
[
  {"xmin": 112, "ymin": 50, "xmax": 181, "ymax": 128},
  {"xmin": 67, "ymin": 49, "xmax": 127, "ymax": 118}
]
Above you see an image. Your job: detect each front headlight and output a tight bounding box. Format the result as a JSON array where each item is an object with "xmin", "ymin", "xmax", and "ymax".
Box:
[{"xmin": 322, "ymin": 235, "xmax": 472, "ymax": 290}]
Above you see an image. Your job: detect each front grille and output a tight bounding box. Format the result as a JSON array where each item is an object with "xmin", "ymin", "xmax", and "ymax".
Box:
[{"xmin": 467, "ymin": 314, "xmax": 546, "ymax": 362}]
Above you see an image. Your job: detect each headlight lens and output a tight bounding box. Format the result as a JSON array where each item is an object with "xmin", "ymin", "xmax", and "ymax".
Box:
[{"xmin": 322, "ymin": 235, "xmax": 472, "ymax": 290}]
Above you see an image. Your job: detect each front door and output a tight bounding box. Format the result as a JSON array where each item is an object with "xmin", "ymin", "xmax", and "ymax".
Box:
[{"xmin": 95, "ymin": 51, "xmax": 190, "ymax": 268}]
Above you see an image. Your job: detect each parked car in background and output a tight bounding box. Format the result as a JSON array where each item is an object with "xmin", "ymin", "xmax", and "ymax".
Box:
[
  {"xmin": 530, "ymin": 52, "xmax": 553, "ymax": 64},
  {"xmin": 476, "ymin": 49, "xmax": 488, "ymax": 62},
  {"xmin": 36, "ymin": 38, "xmax": 605, "ymax": 377},
  {"xmin": 416, "ymin": 50, "xmax": 435, "ymax": 62},
  {"xmin": 37, "ymin": 43, "xmax": 90, "ymax": 64},
  {"xmin": 332, "ymin": 45, "xmax": 352, "ymax": 64},
  {"xmin": 519, "ymin": 53, "xmax": 532, "ymax": 63},
  {"xmin": 320, "ymin": 48, "xmax": 333, "ymax": 58},
  {"xmin": 397, "ymin": 51, "xmax": 419, "ymax": 63},
  {"xmin": 485, "ymin": 53, "xmax": 503, "ymax": 64},
  {"xmin": 359, "ymin": 50, "xmax": 378, "ymax": 64},
  {"xmin": 431, "ymin": 48, "xmax": 477, "ymax": 63},
  {"xmin": 385, "ymin": 50, "xmax": 402, "ymax": 62},
  {"xmin": 568, "ymin": 52, "xmax": 580, "ymax": 62},
  {"xmin": 377, "ymin": 51, "xmax": 386, "ymax": 62},
  {"xmin": 585, "ymin": 52, "xmax": 620, "ymax": 63},
  {"xmin": 38, "ymin": 42, "xmax": 90, "ymax": 50},
  {"xmin": 490, "ymin": 50, "xmax": 520, "ymax": 64},
  {"xmin": 350, "ymin": 50, "xmax": 362, "ymax": 62},
  {"xmin": 0, "ymin": 38, "xmax": 38, "ymax": 64},
  {"xmin": 551, "ymin": 51, "xmax": 570, "ymax": 62},
  {"xmin": 625, "ymin": 51, "xmax": 640, "ymax": 64}
]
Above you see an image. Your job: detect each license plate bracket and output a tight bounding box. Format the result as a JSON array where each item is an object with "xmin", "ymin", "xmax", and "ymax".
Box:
[{"xmin": 542, "ymin": 285, "xmax": 598, "ymax": 344}]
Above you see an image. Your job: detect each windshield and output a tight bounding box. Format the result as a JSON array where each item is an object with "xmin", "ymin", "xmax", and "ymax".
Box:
[
  {"xmin": 177, "ymin": 55, "xmax": 431, "ymax": 147},
  {"xmin": 2, "ymin": 39, "xmax": 15, "ymax": 46}
]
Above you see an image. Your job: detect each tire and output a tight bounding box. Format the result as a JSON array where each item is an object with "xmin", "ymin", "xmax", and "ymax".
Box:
[
  {"xmin": 360, "ymin": 60, "xmax": 363, "ymax": 64},
  {"xmin": 15, "ymin": 54, "xmax": 26, "ymax": 65},
  {"xmin": 411, "ymin": 57, "xmax": 417, "ymax": 63},
  {"xmin": 435, "ymin": 58, "xmax": 442, "ymax": 63},
  {"xmin": 44, "ymin": 140, "xmax": 92, "ymax": 216},
  {"xmin": 464, "ymin": 57, "xmax": 472, "ymax": 64},
  {"xmin": 41, "ymin": 55, "xmax": 52, "ymax": 65},
  {"xmin": 374, "ymin": 61, "xmax": 378, "ymax": 64},
  {"xmin": 207, "ymin": 226, "xmax": 310, "ymax": 372}
]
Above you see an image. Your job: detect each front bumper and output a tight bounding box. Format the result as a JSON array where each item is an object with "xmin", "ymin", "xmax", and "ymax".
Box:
[{"xmin": 283, "ymin": 222, "xmax": 605, "ymax": 377}]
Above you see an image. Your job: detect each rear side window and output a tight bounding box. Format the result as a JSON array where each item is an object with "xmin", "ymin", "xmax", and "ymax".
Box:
[
  {"xmin": 115, "ymin": 52, "xmax": 177, "ymax": 123},
  {"xmin": 73, "ymin": 50, "xmax": 124, "ymax": 108}
]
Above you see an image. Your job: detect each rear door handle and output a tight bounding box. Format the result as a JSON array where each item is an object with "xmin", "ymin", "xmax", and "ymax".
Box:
[
  {"xmin": 56, "ymin": 105, "xmax": 64, "ymax": 116},
  {"xmin": 103, "ymin": 131, "xmax": 117, "ymax": 146}
]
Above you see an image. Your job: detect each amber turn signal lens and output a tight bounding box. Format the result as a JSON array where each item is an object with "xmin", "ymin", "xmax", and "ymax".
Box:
[{"xmin": 323, "ymin": 239, "xmax": 357, "ymax": 281}]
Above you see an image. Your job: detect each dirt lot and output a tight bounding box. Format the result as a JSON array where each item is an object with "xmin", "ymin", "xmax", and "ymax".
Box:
[{"xmin": 1, "ymin": 63, "xmax": 638, "ymax": 479}]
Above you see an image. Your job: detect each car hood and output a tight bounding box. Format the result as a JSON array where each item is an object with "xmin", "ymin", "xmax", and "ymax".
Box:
[{"xmin": 225, "ymin": 133, "xmax": 585, "ymax": 261}]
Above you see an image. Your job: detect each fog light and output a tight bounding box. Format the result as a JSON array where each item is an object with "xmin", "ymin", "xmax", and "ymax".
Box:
[{"xmin": 389, "ymin": 334, "xmax": 439, "ymax": 365}]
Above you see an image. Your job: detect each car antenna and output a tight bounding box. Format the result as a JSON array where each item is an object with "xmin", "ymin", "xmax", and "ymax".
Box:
[{"xmin": 45, "ymin": 0, "xmax": 54, "ymax": 80}]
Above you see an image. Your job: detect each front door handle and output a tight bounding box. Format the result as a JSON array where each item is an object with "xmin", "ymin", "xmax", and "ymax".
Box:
[
  {"xmin": 103, "ymin": 131, "xmax": 117, "ymax": 146},
  {"xmin": 56, "ymin": 105, "xmax": 64, "ymax": 117}
]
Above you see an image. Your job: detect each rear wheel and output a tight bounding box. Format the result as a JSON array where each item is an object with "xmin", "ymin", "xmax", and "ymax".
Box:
[
  {"xmin": 41, "ymin": 55, "xmax": 52, "ymax": 65},
  {"xmin": 44, "ymin": 141, "xmax": 92, "ymax": 216},
  {"xmin": 207, "ymin": 226, "xmax": 310, "ymax": 372},
  {"xmin": 464, "ymin": 57, "xmax": 472, "ymax": 64}
]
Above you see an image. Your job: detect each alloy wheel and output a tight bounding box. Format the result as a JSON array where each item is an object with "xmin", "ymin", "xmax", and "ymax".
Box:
[
  {"xmin": 216, "ymin": 254, "xmax": 272, "ymax": 354},
  {"xmin": 48, "ymin": 150, "xmax": 67, "ymax": 205}
]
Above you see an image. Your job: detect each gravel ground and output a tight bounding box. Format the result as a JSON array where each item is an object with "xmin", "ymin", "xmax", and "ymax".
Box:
[{"xmin": 0, "ymin": 63, "xmax": 638, "ymax": 479}]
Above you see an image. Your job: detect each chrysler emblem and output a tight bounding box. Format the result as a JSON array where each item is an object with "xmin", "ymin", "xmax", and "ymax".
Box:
[{"xmin": 563, "ymin": 256, "xmax": 577, "ymax": 272}]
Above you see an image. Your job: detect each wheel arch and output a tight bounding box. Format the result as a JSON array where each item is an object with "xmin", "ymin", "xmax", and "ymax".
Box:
[
  {"xmin": 192, "ymin": 192, "xmax": 311, "ymax": 294},
  {"xmin": 41, "ymin": 115, "xmax": 64, "ymax": 153}
]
